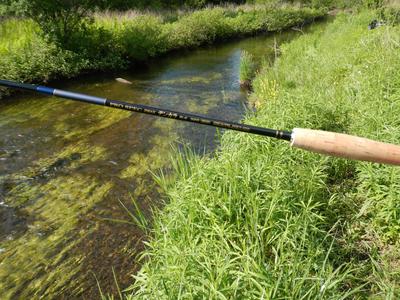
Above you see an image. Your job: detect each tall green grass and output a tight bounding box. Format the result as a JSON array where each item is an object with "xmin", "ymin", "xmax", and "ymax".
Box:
[
  {"xmin": 0, "ymin": 4, "xmax": 324, "ymax": 98},
  {"xmin": 96, "ymin": 5, "xmax": 324, "ymax": 58},
  {"xmin": 239, "ymin": 50, "xmax": 257, "ymax": 88},
  {"xmin": 128, "ymin": 10, "xmax": 400, "ymax": 298}
]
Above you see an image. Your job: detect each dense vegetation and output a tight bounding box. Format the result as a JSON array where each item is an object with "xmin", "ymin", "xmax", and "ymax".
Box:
[
  {"xmin": 128, "ymin": 8, "xmax": 400, "ymax": 298},
  {"xmin": 0, "ymin": 0, "xmax": 246, "ymax": 16},
  {"xmin": 0, "ymin": 4, "xmax": 324, "ymax": 98}
]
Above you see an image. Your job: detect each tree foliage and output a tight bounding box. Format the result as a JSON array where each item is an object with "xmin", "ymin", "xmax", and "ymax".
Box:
[
  {"xmin": 25, "ymin": 0, "xmax": 97, "ymax": 49},
  {"xmin": 0, "ymin": 0, "xmax": 28, "ymax": 16}
]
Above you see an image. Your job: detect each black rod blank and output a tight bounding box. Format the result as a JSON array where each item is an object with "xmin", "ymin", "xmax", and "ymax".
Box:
[{"xmin": 0, "ymin": 79, "xmax": 292, "ymax": 141}]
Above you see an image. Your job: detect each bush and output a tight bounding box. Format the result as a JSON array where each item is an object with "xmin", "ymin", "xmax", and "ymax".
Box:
[
  {"xmin": 119, "ymin": 16, "xmax": 166, "ymax": 60},
  {"xmin": 165, "ymin": 8, "xmax": 230, "ymax": 48},
  {"xmin": 26, "ymin": 0, "xmax": 95, "ymax": 49},
  {"xmin": 0, "ymin": 0, "xmax": 28, "ymax": 17}
]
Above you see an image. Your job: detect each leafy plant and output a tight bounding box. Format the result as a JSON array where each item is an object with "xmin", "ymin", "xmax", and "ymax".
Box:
[
  {"xmin": 118, "ymin": 16, "xmax": 166, "ymax": 61},
  {"xmin": 26, "ymin": 0, "xmax": 95, "ymax": 49},
  {"xmin": 0, "ymin": 0, "xmax": 28, "ymax": 17}
]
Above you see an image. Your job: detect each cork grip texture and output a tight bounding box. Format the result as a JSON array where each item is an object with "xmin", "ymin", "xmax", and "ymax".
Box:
[{"xmin": 291, "ymin": 128, "xmax": 400, "ymax": 166}]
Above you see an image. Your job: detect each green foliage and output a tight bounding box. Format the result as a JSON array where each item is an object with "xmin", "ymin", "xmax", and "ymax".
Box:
[
  {"xmin": 378, "ymin": 6, "xmax": 400, "ymax": 25},
  {"xmin": 26, "ymin": 0, "xmax": 95, "ymax": 49},
  {"xmin": 0, "ymin": 0, "xmax": 28, "ymax": 17},
  {"xmin": 247, "ymin": 0, "xmax": 333, "ymax": 8},
  {"xmin": 239, "ymin": 50, "xmax": 256, "ymax": 86},
  {"xmin": 165, "ymin": 8, "xmax": 230, "ymax": 49},
  {"xmin": 128, "ymin": 11, "xmax": 400, "ymax": 298},
  {"xmin": 0, "ymin": 19, "xmax": 87, "ymax": 97},
  {"xmin": 2, "ymin": 0, "xmax": 246, "ymax": 15},
  {"xmin": 0, "ymin": 4, "xmax": 324, "ymax": 99},
  {"xmin": 363, "ymin": 0, "xmax": 385, "ymax": 9},
  {"xmin": 246, "ymin": 0, "xmax": 385, "ymax": 9},
  {"xmin": 100, "ymin": 0, "xmax": 246, "ymax": 10},
  {"xmin": 118, "ymin": 16, "xmax": 167, "ymax": 61},
  {"xmin": 111, "ymin": 5, "xmax": 322, "ymax": 59}
]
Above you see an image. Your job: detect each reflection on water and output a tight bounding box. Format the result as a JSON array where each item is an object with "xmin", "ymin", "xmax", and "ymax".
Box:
[{"xmin": 0, "ymin": 28, "xmax": 316, "ymax": 298}]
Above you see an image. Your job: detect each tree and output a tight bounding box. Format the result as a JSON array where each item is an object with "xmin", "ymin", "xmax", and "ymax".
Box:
[
  {"xmin": 26, "ymin": 0, "xmax": 97, "ymax": 49},
  {"xmin": 0, "ymin": 0, "xmax": 28, "ymax": 17}
]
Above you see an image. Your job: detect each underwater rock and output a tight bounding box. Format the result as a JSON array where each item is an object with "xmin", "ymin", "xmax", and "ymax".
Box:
[{"xmin": 116, "ymin": 78, "xmax": 132, "ymax": 85}]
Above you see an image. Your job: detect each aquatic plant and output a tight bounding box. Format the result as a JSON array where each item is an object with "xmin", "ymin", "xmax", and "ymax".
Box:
[{"xmin": 239, "ymin": 50, "xmax": 256, "ymax": 88}]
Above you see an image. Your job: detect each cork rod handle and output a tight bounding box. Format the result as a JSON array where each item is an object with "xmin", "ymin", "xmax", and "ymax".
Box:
[{"xmin": 291, "ymin": 128, "xmax": 400, "ymax": 166}]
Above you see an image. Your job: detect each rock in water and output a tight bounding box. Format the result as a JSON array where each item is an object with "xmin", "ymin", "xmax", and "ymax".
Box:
[{"xmin": 116, "ymin": 78, "xmax": 132, "ymax": 85}]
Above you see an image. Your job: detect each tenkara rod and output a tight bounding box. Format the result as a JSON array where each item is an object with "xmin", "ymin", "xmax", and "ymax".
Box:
[
  {"xmin": 1, "ymin": 79, "xmax": 400, "ymax": 166},
  {"xmin": 0, "ymin": 79, "xmax": 292, "ymax": 140}
]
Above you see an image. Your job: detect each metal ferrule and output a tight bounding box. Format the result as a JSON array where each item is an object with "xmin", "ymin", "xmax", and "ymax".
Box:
[{"xmin": 53, "ymin": 89, "xmax": 106, "ymax": 105}]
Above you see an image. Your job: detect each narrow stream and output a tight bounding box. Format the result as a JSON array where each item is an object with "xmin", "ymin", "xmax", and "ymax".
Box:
[{"xmin": 0, "ymin": 26, "xmax": 319, "ymax": 298}]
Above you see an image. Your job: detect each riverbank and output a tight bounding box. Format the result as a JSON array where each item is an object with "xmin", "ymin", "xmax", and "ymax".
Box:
[
  {"xmin": 129, "ymin": 9, "xmax": 400, "ymax": 298},
  {"xmin": 0, "ymin": 4, "xmax": 325, "ymax": 99}
]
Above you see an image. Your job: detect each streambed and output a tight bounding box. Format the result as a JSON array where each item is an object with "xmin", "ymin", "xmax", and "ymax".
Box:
[{"xmin": 0, "ymin": 27, "xmax": 318, "ymax": 298}]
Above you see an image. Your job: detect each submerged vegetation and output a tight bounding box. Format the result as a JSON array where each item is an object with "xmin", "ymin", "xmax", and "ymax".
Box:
[
  {"xmin": 128, "ymin": 9, "xmax": 400, "ymax": 298},
  {"xmin": 0, "ymin": 4, "xmax": 325, "ymax": 98}
]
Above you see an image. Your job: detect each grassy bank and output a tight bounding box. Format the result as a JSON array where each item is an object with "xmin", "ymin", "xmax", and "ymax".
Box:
[
  {"xmin": 128, "ymin": 10, "xmax": 400, "ymax": 298},
  {"xmin": 0, "ymin": 4, "xmax": 325, "ymax": 98}
]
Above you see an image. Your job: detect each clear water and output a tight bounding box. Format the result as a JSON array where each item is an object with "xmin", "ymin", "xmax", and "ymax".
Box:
[{"xmin": 0, "ymin": 28, "xmax": 316, "ymax": 298}]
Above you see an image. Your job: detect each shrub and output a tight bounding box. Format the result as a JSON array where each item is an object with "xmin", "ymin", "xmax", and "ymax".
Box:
[
  {"xmin": 0, "ymin": 0, "xmax": 28, "ymax": 17},
  {"xmin": 68, "ymin": 24, "xmax": 125, "ymax": 70},
  {"xmin": 118, "ymin": 16, "xmax": 166, "ymax": 60},
  {"xmin": 165, "ymin": 8, "xmax": 229, "ymax": 49},
  {"xmin": 26, "ymin": 0, "xmax": 95, "ymax": 49}
]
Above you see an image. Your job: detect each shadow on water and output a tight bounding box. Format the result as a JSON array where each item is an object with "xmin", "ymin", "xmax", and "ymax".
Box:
[{"xmin": 0, "ymin": 21, "xmax": 328, "ymax": 299}]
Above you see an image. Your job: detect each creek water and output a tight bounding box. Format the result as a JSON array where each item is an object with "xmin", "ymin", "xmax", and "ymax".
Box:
[{"xmin": 0, "ymin": 27, "xmax": 316, "ymax": 299}]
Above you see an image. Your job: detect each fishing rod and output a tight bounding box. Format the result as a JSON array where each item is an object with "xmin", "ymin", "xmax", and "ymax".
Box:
[{"xmin": 1, "ymin": 79, "xmax": 400, "ymax": 166}]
